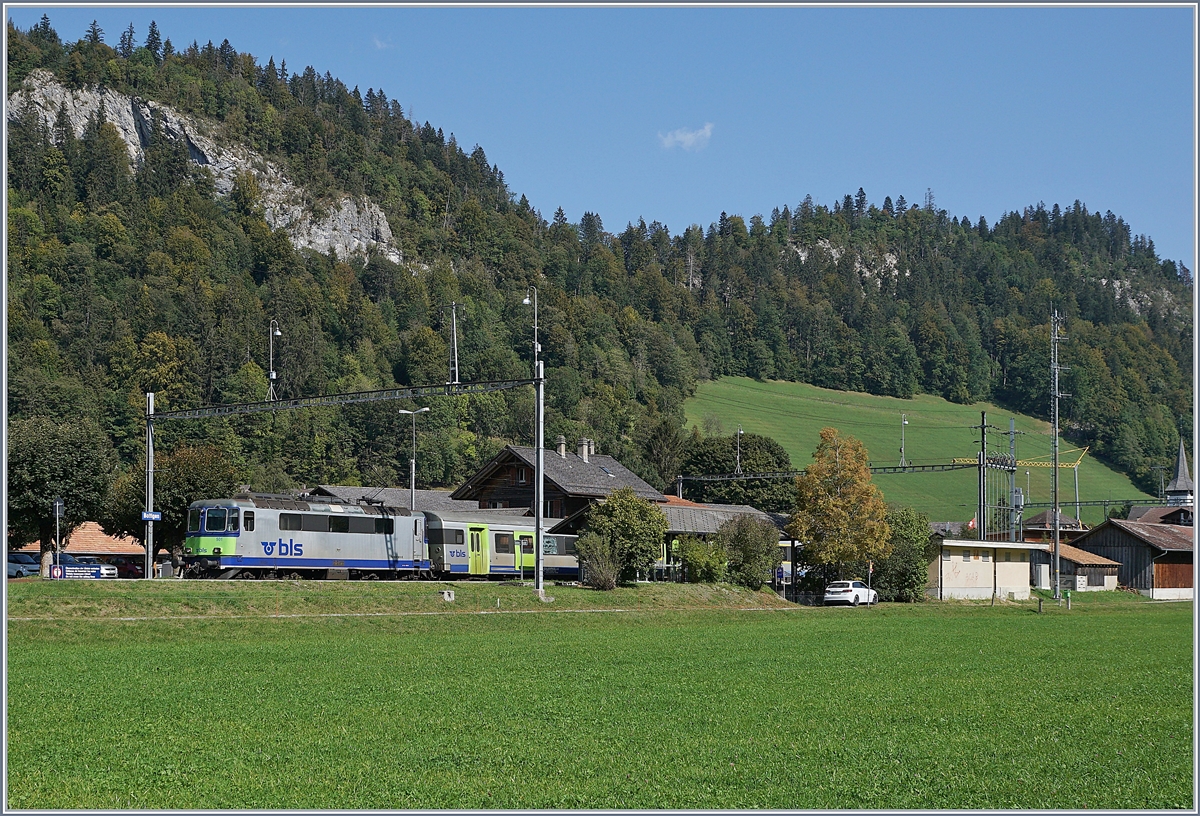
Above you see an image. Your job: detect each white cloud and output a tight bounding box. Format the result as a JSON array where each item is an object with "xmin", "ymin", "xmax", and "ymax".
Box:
[
  {"xmin": 659, "ymin": 122, "xmax": 713, "ymax": 152},
  {"xmin": 373, "ymin": 36, "xmax": 392, "ymax": 50}
]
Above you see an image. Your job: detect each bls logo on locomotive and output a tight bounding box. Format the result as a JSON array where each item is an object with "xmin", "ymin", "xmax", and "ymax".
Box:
[{"xmin": 262, "ymin": 538, "xmax": 304, "ymax": 556}]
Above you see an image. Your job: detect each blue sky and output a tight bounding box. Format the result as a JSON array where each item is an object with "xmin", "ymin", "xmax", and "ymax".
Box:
[{"xmin": 7, "ymin": 5, "xmax": 1196, "ymax": 272}]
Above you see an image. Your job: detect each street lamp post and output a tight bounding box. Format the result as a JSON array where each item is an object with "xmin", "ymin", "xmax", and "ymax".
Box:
[
  {"xmin": 53, "ymin": 497, "xmax": 64, "ymax": 569},
  {"xmin": 398, "ymin": 407, "xmax": 430, "ymax": 512},
  {"xmin": 268, "ymin": 319, "xmax": 282, "ymax": 401},
  {"xmin": 899, "ymin": 414, "xmax": 909, "ymax": 467},
  {"xmin": 735, "ymin": 425, "xmax": 743, "ymax": 474},
  {"xmin": 522, "ymin": 287, "xmax": 544, "ymax": 595}
]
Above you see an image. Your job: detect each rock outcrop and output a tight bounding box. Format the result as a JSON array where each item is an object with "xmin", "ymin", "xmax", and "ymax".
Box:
[{"xmin": 8, "ymin": 69, "xmax": 402, "ymax": 264}]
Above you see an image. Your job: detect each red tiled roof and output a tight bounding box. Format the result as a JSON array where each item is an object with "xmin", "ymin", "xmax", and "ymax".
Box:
[
  {"xmin": 662, "ymin": 495, "xmax": 706, "ymax": 507},
  {"xmin": 20, "ymin": 522, "xmax": 144, "ymax": 556}
]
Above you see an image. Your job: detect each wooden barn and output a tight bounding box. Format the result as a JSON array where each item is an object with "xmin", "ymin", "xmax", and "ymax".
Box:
[
  {"xmin": 1070, "ymin": 519, "xmax": 1194, "ymax": 599},
  {"xmin": 1030, "ymin": 542, "xmax": 1120, "ymax": 592}
]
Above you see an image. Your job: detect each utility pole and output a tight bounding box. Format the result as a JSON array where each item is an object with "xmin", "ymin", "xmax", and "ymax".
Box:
[
  {"xmin": 978, "ymin": 411, "xmax": 987, "ymax": 544},
  {"xmin": 899, "ymin": 414, "xmax": 909, "ymax": 467},
  {"xmin": 1051, "ymin": 310, "xmax": 1070, "ymax": 600},
  {"xmin": 145, "ymin": 392, "xmax": 155, "ymax": 580},
  {"xmin": 1150, "ymin": 464, "xmax": 1167, "ymax": 502},
  {"xmin": 267, "ymin": 319, "xmax": 282, "ymax": 401},
  {"xmin": 444, "ymin": 302, "xmax": 461, "ymax": 384},
  {"xmin": 735, "ymin": 425, "xmax": 743, "ymax": 474},
  {"xmin": 1009, "ymin": 418, "xmax": 1019, "ymax": 542}
]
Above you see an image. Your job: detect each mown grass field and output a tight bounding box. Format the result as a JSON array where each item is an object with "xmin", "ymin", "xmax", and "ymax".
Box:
[
  {"xmin": 6, "ymin": 580, "xmax": 1192, "ymax": 810},
  {"xmin": 684, "ymin": 377, "xmax": 1154, "ymax": 524}
]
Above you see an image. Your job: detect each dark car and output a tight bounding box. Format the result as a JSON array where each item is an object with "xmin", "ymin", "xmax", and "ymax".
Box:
[
  {"xmin": 108, "ymin": 556, "xmax": 145, "ymax": 579},
  {"xmin": 8, "ymin": 553, "xmax": 40, "ymax": 578}
]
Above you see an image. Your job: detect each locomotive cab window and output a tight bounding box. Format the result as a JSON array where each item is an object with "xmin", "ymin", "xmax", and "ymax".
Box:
[
  {"xmin": 205, "ymin": 508, "xmax": 228, "ymax": 532},
  {"xmin": 244, "ymin": 512, "xmax": 255, "ymax": 532},
  {"xmin": 188, "ymin": 509, "xmax": 201, "ymax": 533}
]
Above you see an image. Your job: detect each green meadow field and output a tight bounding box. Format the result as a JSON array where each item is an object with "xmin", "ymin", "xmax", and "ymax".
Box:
[
  {"xmin": 684, "ymin": 377, "xmax": 1155, "ymax": 525},
  {"xmin": 6, "ymin": 580, "xmax": 1192, "ymax": 810}
]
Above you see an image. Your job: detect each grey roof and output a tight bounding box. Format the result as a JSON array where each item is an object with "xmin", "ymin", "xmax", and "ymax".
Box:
[
  {"xmin": 1127, "ymin": 506, "xmax": 1193, "ymax": 525},
  {"xmin": 1102, "ymin": 519, "xmax": 1195, "ymax": 552},
  {"xmin": 451, "ymin": 445, "xmax": 664, "ymax": 503},
  {"xmin": 1166, "ymin": 438, "xmax": 1193, "ymax": 495},
  {"xmin": 662, "ymin": 503, "xmax": 785, "ymax": 538},
  {"xmin": 308, "ymin": 485, "xmax": 485, "ymax": 514}
]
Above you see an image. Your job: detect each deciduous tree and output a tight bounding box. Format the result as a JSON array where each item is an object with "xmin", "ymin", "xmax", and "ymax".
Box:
[{"xmin": 787, "ymin": 427, "xmax": 890, "ymax": 574}]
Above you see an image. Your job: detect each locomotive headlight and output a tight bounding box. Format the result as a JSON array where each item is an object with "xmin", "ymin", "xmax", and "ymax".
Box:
[{"xmin": 213, "ymin": 547, "xmax": 222, "ymax": 555}]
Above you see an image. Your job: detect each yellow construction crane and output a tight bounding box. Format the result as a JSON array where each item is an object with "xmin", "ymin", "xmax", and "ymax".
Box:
[{"xmin": 952, "ymin": 446, "xmax": 1089, "ymax": 468}]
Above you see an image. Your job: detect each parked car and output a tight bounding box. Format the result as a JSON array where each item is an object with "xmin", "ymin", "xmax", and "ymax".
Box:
[
  {"xmin": 75, "ymin": 555, "xmax": 102, "ymax": 564},
  {"xmin": 823, "ymin": 580, "xmax": 878, "ymax": 607},
  {"xmin": 8, "ymin": 553, "xmax": 41, "ymax": 578},
  {"xmin": 108, "ymin": 556, "xmax": 145, "ymax": 579}
]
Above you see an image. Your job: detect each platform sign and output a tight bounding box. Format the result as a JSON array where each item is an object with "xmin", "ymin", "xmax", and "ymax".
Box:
[
  {"xmin": 141, "ymin": 511, "xmax": 162, "ymax": 521},
  {"xmin": 49, "ymin": 565, "xmax": 64, "ymax": 579}
]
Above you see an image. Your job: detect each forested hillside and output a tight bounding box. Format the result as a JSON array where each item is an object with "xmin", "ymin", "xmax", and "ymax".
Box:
[{"xmin": 6, "ymin": 16, "xmax": 1193, "ymax": 540}]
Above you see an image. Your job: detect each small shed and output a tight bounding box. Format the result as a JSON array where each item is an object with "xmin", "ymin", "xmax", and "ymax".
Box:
[
  {"xmin": 1070, "ymin": 519, "xmax": 1194, "ymax": 599},
  {"xmin": 1031, "ymin": 542, "xmax": 1120, "ymax": 591}
]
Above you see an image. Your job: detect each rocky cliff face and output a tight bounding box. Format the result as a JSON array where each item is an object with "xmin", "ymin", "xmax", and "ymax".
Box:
[{"xmin": 8, "ymin": 70, "xmax": 402, "ymax": 264}]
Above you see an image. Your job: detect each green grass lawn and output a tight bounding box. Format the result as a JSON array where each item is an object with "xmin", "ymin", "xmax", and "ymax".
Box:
[
  {"xmin": 684, "ymin": 377, "xmax": 1154, "ymax": 524},
  {"xmin": 6, "ymin": 581, "xmax": 1191, "ymax": 809}
]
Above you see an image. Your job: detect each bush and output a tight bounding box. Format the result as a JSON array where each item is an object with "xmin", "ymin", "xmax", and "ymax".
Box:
[
  {"xmin": 575, "ymin": 532, "xmax": 621, "ymax": 591},
  {"xmin": 583, "ymin": 487, "xmax": 669, "ymax": 576},
  {"xmin": 719, "ymin": 515, "xmax": 783, "ymax": 590},
  {"xmin": 873, "ymin": 506, "xmax": 935, "ymax": 602},
  {"xmin": 678, "ymin": 535, "xmax": 726, "ymax": 583}
]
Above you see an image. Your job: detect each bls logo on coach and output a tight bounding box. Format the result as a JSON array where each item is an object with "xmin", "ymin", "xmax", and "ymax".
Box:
[{"xmin": 262, "ymin": 539, "xmax": 304, "ymax": 557}]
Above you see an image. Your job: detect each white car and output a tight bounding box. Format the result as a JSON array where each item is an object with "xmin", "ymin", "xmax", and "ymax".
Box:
[{"xmin": 823, "ymin": 580, "xmax": 878, "ymax": 606}]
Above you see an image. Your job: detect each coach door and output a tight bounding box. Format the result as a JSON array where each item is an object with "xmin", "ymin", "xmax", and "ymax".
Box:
[{"xmin": 468, "ymin": 526, "xmax": 488, "ymax": 575}]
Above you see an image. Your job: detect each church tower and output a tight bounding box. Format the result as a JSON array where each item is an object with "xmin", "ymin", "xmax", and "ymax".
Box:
[{"xmin": 1165, "ymin": 437, "xmax": 1194, "ymax": 507}]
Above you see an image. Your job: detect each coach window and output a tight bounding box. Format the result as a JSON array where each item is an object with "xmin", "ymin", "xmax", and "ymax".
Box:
[
  {"xmin": 564, "ymin": 537, "xmax": 576, "ymax": 556},
  {"xmin": 279, "ymin": 513, "xmax": 302, "ymax": 531},
  {"xmin": 519, "ymin": 535, "xmax": 535, "ymax": 554},
  {"xmin": 205, "ymin": 508, "xmax": 228, "ymax": 532},
  {"xmin": 188, "ymin": 509, "xmax": 201, "ymax": 533},
  {"xmin": 328, "ymin": 515, "xmax": 350, "ymax": 534},
  {"xmin": 244, "ymin": 512, "xmax": 255, "ymax": 532},
  {"xmin": 494, "ymin": 533, "xmax": 513, "ymax": 554}
]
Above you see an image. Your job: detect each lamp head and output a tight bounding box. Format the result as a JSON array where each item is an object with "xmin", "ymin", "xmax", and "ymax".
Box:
[
  {"xmin": 274, "ymin": 328, "xmax": 282, "ymax": 336},
  {"xmin": 522, "ymin": 296, "xmax": 531, "ymax": 305}
]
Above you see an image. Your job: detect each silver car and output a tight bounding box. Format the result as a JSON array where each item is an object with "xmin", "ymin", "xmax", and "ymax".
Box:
[{"xmin": 823, "ymin": 580, "xmax": 878, "ymax": 607}]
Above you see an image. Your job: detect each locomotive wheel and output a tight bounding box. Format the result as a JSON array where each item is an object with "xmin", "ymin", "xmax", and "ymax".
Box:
[
  {"xmin": 282, "ymin": 570, "xmax": 303, "ymax": 581},
  {"xmin": 236, "ymin": 570, "xmax": 256, "ymax": 579}
]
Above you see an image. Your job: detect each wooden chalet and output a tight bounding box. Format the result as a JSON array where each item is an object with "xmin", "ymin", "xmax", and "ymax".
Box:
[
  {"xmin": 449, "ymin": 438, "xmax": 664, "ymax": 518},
  {"xmin": 1070, "ymin": 519, "xmax": 1194, "ymax": 599}
]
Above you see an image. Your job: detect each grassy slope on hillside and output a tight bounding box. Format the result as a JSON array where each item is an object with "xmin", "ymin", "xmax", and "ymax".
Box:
[
  {"xmin": 5, "ymin": 582, "xmax": 1190, "ymax": 810},
  {"xmin": 685, "ymin": 377, "xmax": 1154, "ymax": 524}
]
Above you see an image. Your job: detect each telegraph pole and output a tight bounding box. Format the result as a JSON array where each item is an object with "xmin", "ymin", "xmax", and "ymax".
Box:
[{"xmin": 1050, "ymin": 310, "xmax": 1070, "ymax": 600}]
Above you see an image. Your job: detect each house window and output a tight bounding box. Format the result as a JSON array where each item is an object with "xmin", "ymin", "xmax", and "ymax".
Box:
[
  {"xmin": 941, "ymin": 549, "xmax": 950, "ymax": 561},
  {"xmin": 963, "ymin": 550, "xmax": 971, "ymax": 561},
  {"xmin": 517, "ymin": 468, "xmax": 527, "ymax": 485},
  {"xmin": 1003, "ymin": 550, "xmax": 1010, "ymax": 562},
  {"xmin": 982, "ymin": 551, "xmax": 990, "ymax": 562}
]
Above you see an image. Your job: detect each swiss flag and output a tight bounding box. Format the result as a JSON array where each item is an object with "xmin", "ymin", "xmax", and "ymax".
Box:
[{"xmin": 967, "ymin": 516, "xmax": 977, "ymax": 531}]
